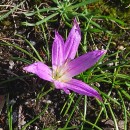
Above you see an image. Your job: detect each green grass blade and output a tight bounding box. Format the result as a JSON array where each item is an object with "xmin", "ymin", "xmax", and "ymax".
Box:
[
  {"xmin": 11, "ymin": 57, "xmax": 32, "ymax": 64},
  {"xmin": 0, "ymin": 1, "xmax": 25, "ymax": 21},
  {"xmin": 107, "ymin": 103, "xmax": 119, "ymax": 130},
  {"xmin": 118, "ymin": 91, "xmax": 127, "ymax": 130},
  {"xmin": 82, "ymin": 119, "xmax": 102, "ymax": 130},
  {"xmin": 21, "ymin": 104, "xmax": 49, "ymax": 130},
  {"xmin": 119, "ymin": 88, "xmax": 130, "ymax": 100},
  {"xmin": 0, "ymin": 74, "xmax": 33, "ymax": 85},
  {"xmin": 58, "ymin": 126, "xmax": 79, "ymax": 130},
  {"xmin": 7, "ymin": 94, "xmax": 13, "ymax": 130},
  {"xmin": 64, "ymin": 95, "xmax": 82, "ymax": 128},
  {"xmin": 36, "ymin": 12, "xmax": 58, "ymax": 26},
  {"xmin": 16, "ymin": 34, "xmax": 43, "ymax": 62},
  {"xmin": 63, "ymin": 93, "xmax": 75, "ymax": 116},
  {"xmin": 22, "ymin": 12, "xmax": 58, "ymax": 26},
  {"xmin": 0, "ymin": 42, "xmax": 39, "ymax": 61},
  {"xmin": 24, "ymin": 7, "xmax": 58, "ymax": 16},
  {"xmin": 94, "ymin": 16, "xmax": 127, "ymax": 26},
  {"xmin": 68, "ymin": 0, "xmax": 98, "ymax": 10}
]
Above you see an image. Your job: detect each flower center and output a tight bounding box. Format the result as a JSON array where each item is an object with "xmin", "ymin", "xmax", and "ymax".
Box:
[{"xmin": 53, "ymin": 64, "xmax": 71, "ymax": 82}]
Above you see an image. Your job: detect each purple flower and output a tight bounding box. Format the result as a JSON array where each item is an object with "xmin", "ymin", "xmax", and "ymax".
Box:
[{"xmin": 23, "ymin": 19, "xmax": 106, "ymax": 100}]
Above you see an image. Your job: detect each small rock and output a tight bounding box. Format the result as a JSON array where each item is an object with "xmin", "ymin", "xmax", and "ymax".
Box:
[
  {"xmin": 117, "ymin": 45, "xmax": 125, "ymax": 50},
  {"xmin": 118, "ymin": 120, "xmax": 124, "ymax": 130},
  {"xmin": 9, "ymin": 60, "xmax": 15, "ymax": 69}
]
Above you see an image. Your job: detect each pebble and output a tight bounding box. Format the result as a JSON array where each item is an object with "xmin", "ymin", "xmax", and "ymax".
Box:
[{"xmin": 9, "ymin": 60, "xmax": 15, "ymax": 69}]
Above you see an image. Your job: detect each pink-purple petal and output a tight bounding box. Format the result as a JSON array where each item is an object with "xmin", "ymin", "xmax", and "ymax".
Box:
[
  {"xmin": 23, "ymin": 62, "xmax": 53, "ymax": 82},
  {"xmin": 66, "ymin": 50, "xmax": 106, "ymax": 77},
  {"xmin": 64, "ymin": 19, "xmax": 81, "ymax": 60},
  {"xmin": 64, "ymin": 79, "xmax": 102, "ymax": 100},
  {"xmin": 54, "ymin": 80, "xmax": 70, "ymax": 94},
  {"xmin": 52, "ymin": 31, "xmax": 64, "ymax": 69}
]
